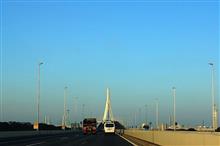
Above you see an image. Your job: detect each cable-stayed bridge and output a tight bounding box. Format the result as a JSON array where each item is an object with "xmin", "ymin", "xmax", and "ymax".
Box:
[{"xmin": 0, "ymin": 88, "xmax": 219, "ymax": 146}]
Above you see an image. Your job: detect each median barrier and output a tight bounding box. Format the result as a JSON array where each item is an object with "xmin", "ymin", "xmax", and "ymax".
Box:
[{"xmin": 124, "ymin": 129, "xmax": 220, "ymax": 146}]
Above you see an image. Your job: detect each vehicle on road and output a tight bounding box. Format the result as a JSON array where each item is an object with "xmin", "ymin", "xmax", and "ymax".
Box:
[
  {"xmin": 104, "ymin": 121, "xmax": 115, "ymax": 134},
  {"xmin": 82, "ymin": 118, "xmax": 97, "ymax": 135}
]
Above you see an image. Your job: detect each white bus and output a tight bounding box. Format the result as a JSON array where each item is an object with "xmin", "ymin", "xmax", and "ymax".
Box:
[{"xmin": 104, "ymin": 121, "xmax": 115, "ymax": 134}]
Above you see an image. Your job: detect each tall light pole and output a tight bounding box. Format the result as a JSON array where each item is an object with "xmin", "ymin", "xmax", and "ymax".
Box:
[
  {"xmin": 172, "ymin": 87, "xmax": 176, "ymax": 131},
  {"xmin": 67, "ymin": 109, "xmax": 70, "ymax": 128},
  {"xmin": 145, "ymin": 104, "xmax": 148, "ymax": 124},
  {"xmin": 155, "ymin": 99, "xmax": 159, "ymax": 130},
  {"xmin": 134, "ymin": 111, "xmax": 137, "ymax": 128},
  {"xmin": 37, "ymin": 62, "xmax": 43, "ymax": 131},
  {"xmin": 73, "ymin": 97, "xmax": 78, "ymax": 123},
  {"xmin": 82, "ymin": 104, "xmax": 85, "ymax": 120},
  {"xmin": 63, "ymin": 86, "xmax": 68, "ymax": 130},
  {"xmin": 138, "ymin": 108, "xmax": 142, "ymax": 126},
  {"xmin": 209, "ymin": 63, "xmax": 215, "ymax": 130}
]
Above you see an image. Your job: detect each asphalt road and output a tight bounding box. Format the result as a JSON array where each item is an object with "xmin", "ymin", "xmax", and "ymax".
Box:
[{"xmin": 0, "ymin": 132, "xmax": 133, "ymax": 146}]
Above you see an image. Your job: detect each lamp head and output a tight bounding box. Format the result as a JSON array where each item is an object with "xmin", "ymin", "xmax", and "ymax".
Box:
[{"xmin": 208, "ymin": 62, "xmax": 213, "ymax": 66}]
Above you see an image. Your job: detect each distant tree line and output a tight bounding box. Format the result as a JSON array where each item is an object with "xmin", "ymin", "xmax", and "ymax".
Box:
[
  {"xmin": 38, "ymin": 123, "xmax": 63, "ymax": 130},
  {"xmin": 0, "ymin": 122, "xmax": 69, "ymax": 131},
  {"xmin": 0, "ymin": 121, "xmax": 33, "ymax": 131}
]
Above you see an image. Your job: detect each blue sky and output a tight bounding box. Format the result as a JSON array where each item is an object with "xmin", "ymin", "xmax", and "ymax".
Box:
[{"xmin": 1, "ymin": 0, "xmax": 219, "ymax": 127}]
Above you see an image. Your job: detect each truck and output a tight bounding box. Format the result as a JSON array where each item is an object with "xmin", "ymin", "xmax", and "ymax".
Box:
[{"xmin": 82, "ymin": 118, "xmax": 97, "ymax": 135}]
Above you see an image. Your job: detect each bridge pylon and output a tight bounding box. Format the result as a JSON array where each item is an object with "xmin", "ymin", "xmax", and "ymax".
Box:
[{"xmin": 102, "ymin": 88, "xmax": 114, "ymax": 123}]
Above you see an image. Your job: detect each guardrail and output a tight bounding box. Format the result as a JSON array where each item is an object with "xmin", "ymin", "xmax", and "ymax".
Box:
[{"xmin": 124, "ymin": 129, "xmax": 220, "ymax": 146}]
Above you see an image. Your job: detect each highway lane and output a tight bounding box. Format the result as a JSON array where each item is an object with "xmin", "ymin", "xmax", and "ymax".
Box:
[
  {"xmin": 0, "ymin": 132, "xmax": 81, "ymax": 146},
  {"xmin": 66, "ymin": 133, "xmax": 133, "ymax": 146},
  {"xmin": 0, "ymin": 132, "xmax": 134, "ymax": 146}
]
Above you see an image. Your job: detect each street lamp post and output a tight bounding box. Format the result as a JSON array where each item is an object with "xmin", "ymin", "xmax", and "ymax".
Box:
[
  {"xmin": 82, "ymin": 104, "xmax": 85, "ymax": 120},
  {"xmin": 172, "ymin": 87, "xmax": 176, "ymax": 131},
  {"xmin": 134, "ymin": 111, "xmax": 137, "ymax": 128},
  {"xmin": 73, "ymin": 97, "xmax": 78, "ymax": 123},
  {"xmin": 145, "ymin": 104, "xmax": 148, "ymax": 124},
  {"xmin": 155, "ymin": 99, "xmax": 159, "ymax": 130},
  {"xmin": 67, "ymin": 109, "xmax": 70, "ymax": 128},
  {"xmin": 138, "ymin": 108, "xmax": 141, "ymax": 126},
  {"xmin": 63, "ymin": 86, "xmax": 68, "ymax": 130},
  {"xmin": 37, "ymin": 62, "xmax": 43, "ymax": 131},
  {"xmin": 209, "ymin": 63, "xmax": 215, "ymax": 130}
]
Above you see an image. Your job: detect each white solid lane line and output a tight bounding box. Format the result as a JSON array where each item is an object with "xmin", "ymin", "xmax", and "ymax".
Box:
[
  {"xmin": 116, "ymin": 133, "xmax": 138, "ymax": 146},
  {"xmin": 26, "ymin": 142, "xmax": 45, "ymax": 146}
]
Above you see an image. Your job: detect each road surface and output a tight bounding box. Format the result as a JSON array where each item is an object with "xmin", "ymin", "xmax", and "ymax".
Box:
[{"xmin": 0, "ymin": 132, "xmax": 133, "ymax": 146}]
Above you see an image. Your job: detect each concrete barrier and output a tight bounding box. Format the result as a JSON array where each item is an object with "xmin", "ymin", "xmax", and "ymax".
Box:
[
  {"xmin": 124, "ymin": 129, "xmax": 220, "ymax": 146},
  {"xmin": 0, "ymin": 130, "xmax": 77, "ymax": 138}
]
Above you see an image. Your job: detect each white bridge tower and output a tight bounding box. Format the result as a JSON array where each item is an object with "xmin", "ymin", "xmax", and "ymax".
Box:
[{"xmin": 102, "ymin": 88, "xmax": 114, "ymax": 123}]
